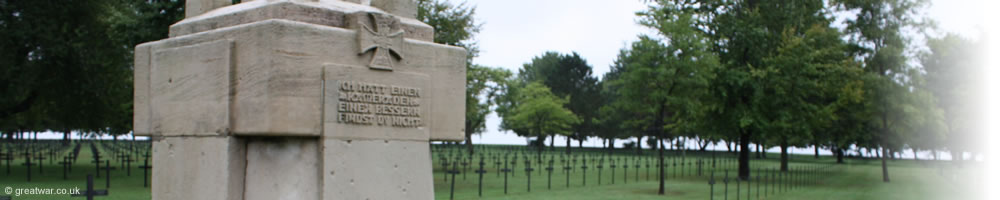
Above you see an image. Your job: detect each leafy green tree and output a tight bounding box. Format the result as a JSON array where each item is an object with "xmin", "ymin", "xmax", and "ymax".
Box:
[
  {"xmin": 518, "ymin": 52, "xmax": 601, "ymax": 154},
  {"xmin": 463, "ymin": 65, "xmax": 511, "ymax": 153},
  {"xmin": 623, "ymin": 2, "xmax": 721, "ymax": 192},
  {"xmin": 760, "ymin": 25, "xmax": 862, "ymax": 170},
  {"xmin": 417, "ymin": 0, "xmax": 481, "ymax": 61},
  {"xmin": 835, "ymin": 0, "xmax": 928, "ymax": 182},
  {"xmin": 0, "ymin": 0, "xmax": 182, "ymax": 142},
  {"xmin": 505, "ymin": 82, "xmax": 581, "ymax": 156},
  {"xmin": 641, "ymin": 0, "xmax": 869, "ymax": 179}
]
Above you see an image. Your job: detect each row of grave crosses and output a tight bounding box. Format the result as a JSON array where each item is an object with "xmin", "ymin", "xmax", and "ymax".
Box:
[
  {"xmin": 708, "ymin": 164, "xmax": 838, "ymax": 200},
  {"xmin": 1, "ymin": 140, "xmax": 72, "ymax": 182},
  {"xmin": 434, "ymin": 151, "xmax": 737, "ymax": 200},
  {"xmin": 433, "ymin": 145, "xmax": 842, "ymax": 200},
  {"xmin": 0, "ymin": 139, "xmax": 155, "ymax": 200}
]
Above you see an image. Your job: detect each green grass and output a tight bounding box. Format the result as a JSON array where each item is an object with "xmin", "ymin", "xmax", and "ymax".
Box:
[
  {"xmin": 0, "ymin": 143, "xmax": 982, "ymax": 200},
  {"xmin": 431, "ymin": 146, "xmax": 983, "ymax": 200},
  {"xmin": 0, "ymin": 142, "xmax": 151, "ymax": 200}
]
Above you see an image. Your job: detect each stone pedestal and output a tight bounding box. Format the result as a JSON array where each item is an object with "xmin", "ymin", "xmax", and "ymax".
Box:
[{"xmin": 133, "ymin": 1, "xmax": 465, "ymax": 199}]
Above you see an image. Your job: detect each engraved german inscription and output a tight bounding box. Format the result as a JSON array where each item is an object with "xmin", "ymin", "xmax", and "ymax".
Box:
[{"xmin": 337, "ymin": 81, "xmax": 422, "ymax": 128}]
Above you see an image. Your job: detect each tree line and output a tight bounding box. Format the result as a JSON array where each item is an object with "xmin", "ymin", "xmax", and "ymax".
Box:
[
  {"xmin": 0, "ymin": 0, "xmax": 984, "ymax": 194},
  {"xmin": 448, "ymin": 0, "xmax": 985, "ymax": 194}
]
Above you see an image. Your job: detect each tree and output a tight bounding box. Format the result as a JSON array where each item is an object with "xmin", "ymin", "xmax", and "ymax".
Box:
[
  {"xmin": 417, "ymin": 0, "xmax": 481, "ymax": 60},
  {"xmin": 835, "ymin": 0, "xmax": 928, "ymax": 182},
  {"xmin": 920, "ymin": 34, "xmax": 983, "ymax": 162},
  {"xmin": 760, "ymin": 25, "xmax": 862, "ymax": 171},
  {"xmin": 504, "ymin": 82, "xmax": 581, "ymax": 157},
  {"xmin": 0, "ymin": 0, "xmax": 183, "ymax": 142},
  {"xmin": 518, "ymin": 52, "xmax": 601, "ymax": 154},
  {"xmin": 463, "ymin": 65, "xmax": 511, "ymax": 153},
  {"xmin": 622, "ymin": 2, "xmax": 721, "ymax": 193}
]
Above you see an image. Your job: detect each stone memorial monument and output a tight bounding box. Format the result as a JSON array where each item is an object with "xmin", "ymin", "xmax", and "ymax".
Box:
[{"xmin": 132, "ymin": 0, "xmax": 466, "ymax": 199}]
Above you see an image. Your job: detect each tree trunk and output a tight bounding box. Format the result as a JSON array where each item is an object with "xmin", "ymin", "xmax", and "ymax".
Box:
[
  {"xmin": 657, "ymin": 134, "xmax": 666, "ymax": 195},
  {"xmin": 537, "ymin": 136, "xmax": 544, "ymax": 160},
  {"xmin": 63, "ymin": 129, "xmax": 71, "ymax": 146},
  {"xmin": 609, "ymin": 138, "xmax": 616, "ymax": 156},
  {"xmin": 881, "ymin": 146, "xmax": 890, "ymax": 182},
  {"xmin": 636, "ymin": 135, "xmax": 644, "ymax": 155},
  {"xmin": 738, "ymin": 129, "xmax": 751, "ymax": 180},
  {"xmin": 814, "ymin": 143, "xmax": 820, "ymax": 159},
  {"xmin": 726, "ymin": 140, "xmax": 732, "ymax": 152},
  {"xmin": 465, "ymin": 131, "xmax": 474, "ymax": 154},
  {"xmin": 912, "ymin": 149, "xmax": 919, "ymax": 161},
  {"xmin": 578, "ymin": 137, "xmax": 584, "ymax": 150},
  {"xmin": 836, "ymin": 147, "xmax": 844, "ymax": 163},
  {"xmin": 780, "ymin": 138, "xmax": 789, "ymax": 171},
  {"xmin": 565, "ymin": 135, "xmax": 572, "ymax": 155},
  {"xmin": 653, "ymin": 102, "xmax": 667, "ymax": 195}
]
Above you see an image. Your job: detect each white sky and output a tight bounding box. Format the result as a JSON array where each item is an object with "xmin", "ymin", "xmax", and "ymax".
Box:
[{"xmin": 459, "ymin": 0, "xmax": 992, "ymax": 156}]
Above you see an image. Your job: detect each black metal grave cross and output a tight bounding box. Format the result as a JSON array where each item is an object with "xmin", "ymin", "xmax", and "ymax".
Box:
[
  {"xmin": 98, "ymin": 160, "xmax": 116, "ymax": 188},
  {"xmin": 709, "ymin": 170, "xmax": 716, "ymax": 200},
  {"xmin": 500, "ymin": 157, "xmax": 511, "ymax": 194},
  {"xmin": 71, "ymin": 174, "xmax": 108, "ymax": 200},
  {"xmin": 610, "ymin": 158, "xmax": 617, "ymax": 185},
  {"xmin": 524, "ymin": 160, "xmax": 534, "ymax": 192},
  {"xmin": 138, "ymin": 159, "xmax": 153, "ymax": 187},
  {"xmin": 20, "ymin": 151, "xmax": 32, "ymax": 182},
  {"xmin": 723, "ymin": 171, "xmax": 729, "ymax": 200},
  {"xmin": 545, "ymin": 157, "xmax": 554, "ymax": 190},
  {"xmin": 474, "ymin": 157, "xmax": 486, "ymax": 197},
  {"xmin": 623, "ymin": 157, "xmax": 629, "ymax": 184},
  {"xmin": 563, "ymin": 158, "xmax": 572, "ymax": 188},
  {"xmin": 122, "ymin": 155, "xmax": 135, "ymax": 176},
  {"xmin": 1, "ymin": 150, "xmax": 13, "ymax": 175},
  {"xmin": 59, "ymin": 156, "xmax": 72, "ymax": 180},
  {"xmin": 446, "ymin": 162, "xmax": 459, "ymax": 200},
  {"xmin": 580, "ymin": 157, "xmax": 588, "ymax": 186}
]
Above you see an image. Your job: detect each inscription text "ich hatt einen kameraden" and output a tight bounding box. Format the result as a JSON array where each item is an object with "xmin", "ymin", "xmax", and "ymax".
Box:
[{"xmin": 337, "ymin": 81, "xmax": 423, "ymax": 128}]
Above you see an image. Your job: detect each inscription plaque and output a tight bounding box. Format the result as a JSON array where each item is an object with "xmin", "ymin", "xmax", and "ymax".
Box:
[{"xmin": 336, "ymin": 81, "xmax": 423, "ymax": 128}]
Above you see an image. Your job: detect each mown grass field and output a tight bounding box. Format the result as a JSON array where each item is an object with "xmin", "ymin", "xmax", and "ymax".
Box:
[
  {"xmin": 431, "ymin": 145, "xmax": 983, "ymax": 200},
  {"xmin": 0, "ymin": 142, "xmax": 982, "ymax": 200}
]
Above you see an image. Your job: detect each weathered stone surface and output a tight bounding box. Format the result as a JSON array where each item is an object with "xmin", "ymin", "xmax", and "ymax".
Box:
[
  {"xmin": 152, "ymin": 136, "xmax": 246, "ymax": 200},
  {"xmin": 137, "ymin": 19, "xmax": 461, "ymax": 138},
  {"xmin": 138, "ymin": 1, "xmax": 466, "ymax": 199},
  {"xmin": 370, "ymin": 0, "xmax": 417, "ymax": 19},
  {"xmin": 133, "ymin": 44, "xmax": 152, "ymax": 136},
  {"xmin": 149, "ymin": 39, "xmax": 233, "ymax": 136},
  {"xmin": 322, "ymin": 139, "xmax": 434, "ymax": 200},
  {"xmin": 245, "ymin": 137, "xmax": 321, "ymax": 200},
  {"xmin": 408, "ymin": 39, "xmax": 467, "ymax": 141},
  {"xmin": 186, "ymin": 0, "xmax": 232, "ymax": 18},
  {"xmin": 170, "ymin": 1, "xmax": 434, "ymax": 41}
]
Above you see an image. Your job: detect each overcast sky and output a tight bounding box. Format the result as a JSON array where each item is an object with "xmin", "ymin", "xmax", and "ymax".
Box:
[{"xmin": 460, "ymin": 0, "xmax": 991, "ymax": 152}]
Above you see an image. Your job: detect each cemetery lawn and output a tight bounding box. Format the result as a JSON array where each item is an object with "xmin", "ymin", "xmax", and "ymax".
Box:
[
  {"xmin": 1, "ymin": 144, "xmax": 980, "ymax": 200},
  {"xmin": 0, "ymin": 142, "xmax": 151, "ymax": 200},
  {"xmin": 432, "ymin": 146, "xmax": 981, "ymax": 200}
]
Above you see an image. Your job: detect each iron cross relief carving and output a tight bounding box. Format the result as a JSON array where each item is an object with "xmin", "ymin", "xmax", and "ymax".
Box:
[{"xmin": 357, "ymin": 12, "xmax": 405, "ymax": 71}]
